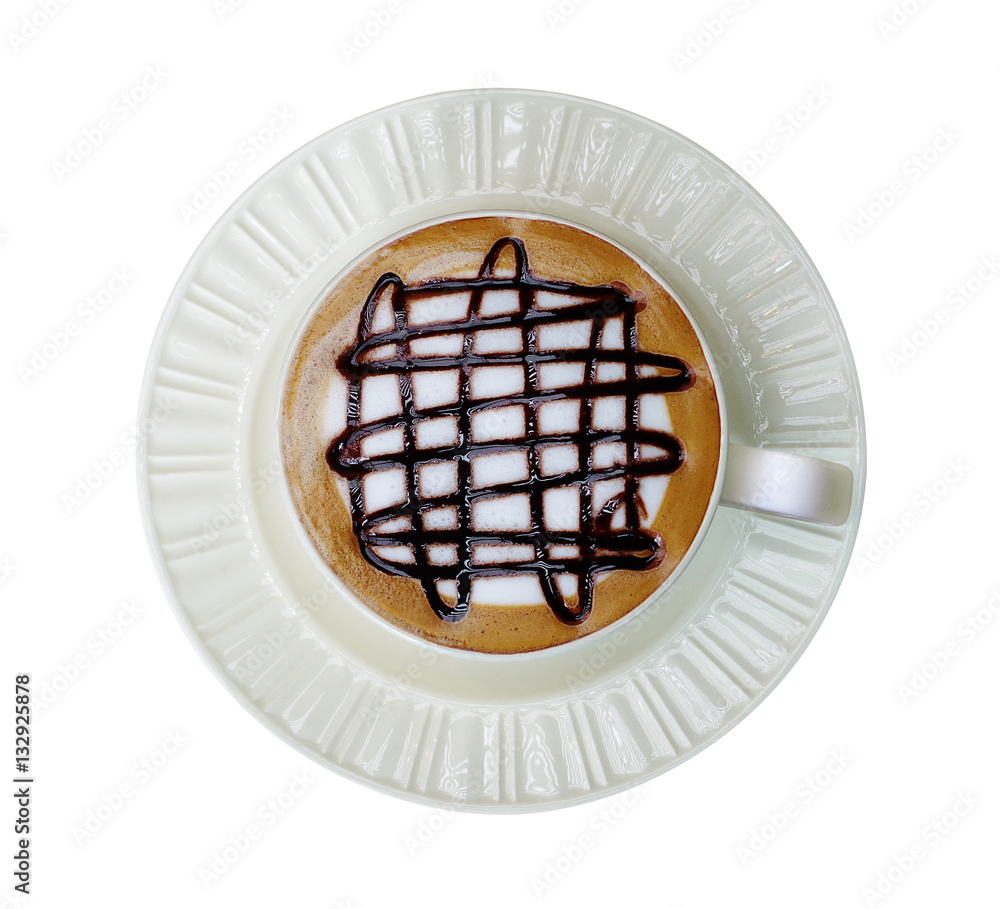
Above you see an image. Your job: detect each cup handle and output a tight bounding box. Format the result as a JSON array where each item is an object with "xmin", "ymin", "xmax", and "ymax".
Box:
[{"xmin": 720, "ymin": 444, "xmax": 854, "ymax": 526}]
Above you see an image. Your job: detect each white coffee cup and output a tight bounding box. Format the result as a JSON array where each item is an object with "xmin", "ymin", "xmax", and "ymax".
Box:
[{"xmin": 282, "ymin": 211, "xmax": 854, "ymax": 651}]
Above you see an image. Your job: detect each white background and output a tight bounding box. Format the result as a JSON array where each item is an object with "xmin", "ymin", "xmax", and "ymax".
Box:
[{"xmin": 2, "ymin": 0, "xmax": 998, "ymax": 906}]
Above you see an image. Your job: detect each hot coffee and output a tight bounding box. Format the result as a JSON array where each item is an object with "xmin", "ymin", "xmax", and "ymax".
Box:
[{"xmin": 281, "ymin": 215, "xmax": 722, "ymax": 653}]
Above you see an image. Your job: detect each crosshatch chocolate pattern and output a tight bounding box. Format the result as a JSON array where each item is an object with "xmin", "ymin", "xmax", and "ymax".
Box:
[
  {"xmin": 328, "ymin": 237, "xmax": 693, "ymax": 626},
  {"xmin": 281, "ymin": 216, "xmax": 722, "ymax": 654}
]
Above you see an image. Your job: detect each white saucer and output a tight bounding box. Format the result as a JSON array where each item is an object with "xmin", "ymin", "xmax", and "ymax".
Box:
[{"xmin": 137, "ymin": 89, "xmax": 865, "ymax": 812}]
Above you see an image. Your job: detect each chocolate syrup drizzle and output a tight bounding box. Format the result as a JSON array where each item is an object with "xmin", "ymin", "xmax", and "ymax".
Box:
[{"xmin": 327, "ymin": 238, "xmax": 694, "ymax": 626}]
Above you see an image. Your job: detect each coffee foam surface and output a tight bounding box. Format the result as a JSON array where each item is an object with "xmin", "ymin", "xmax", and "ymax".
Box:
[{"xmin": 281, "ymin": 215, "xmax": 721, "ymax": 654}]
